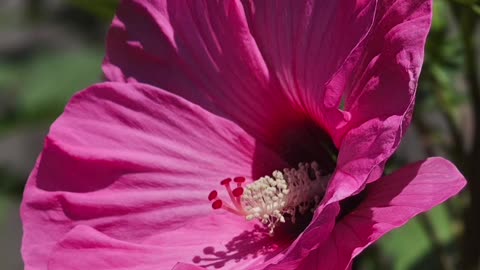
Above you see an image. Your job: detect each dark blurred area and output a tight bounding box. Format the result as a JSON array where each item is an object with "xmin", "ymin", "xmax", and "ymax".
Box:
[
  {"xmin": 0, "ymin": 1, "xmax": 115, "ymax": 269},
  {"xmin": 0, "ymin": 1, "xmax": 478, "ymax": 270}
]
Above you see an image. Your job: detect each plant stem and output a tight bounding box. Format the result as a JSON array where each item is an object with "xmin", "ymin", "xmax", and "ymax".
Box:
[
  {"xmin": 430, "ymin": 76, "xmax": 464, "ymax": 159},
  {"xmin": 453, "ymin": 4, "xmax": 480, "ymax": 269}
]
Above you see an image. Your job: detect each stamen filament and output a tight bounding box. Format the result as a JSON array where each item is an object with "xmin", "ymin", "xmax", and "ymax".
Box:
[
  {"xmin": 221, "ymin": 202, "xmax": 245, "ymax": 216},
  {"xmin": 208, "ymin": 162, "xmax": 330, "ymax": 235},
  {"xmin": 222, "ymin": 180, "xmax": 243, "ymax": 210}
]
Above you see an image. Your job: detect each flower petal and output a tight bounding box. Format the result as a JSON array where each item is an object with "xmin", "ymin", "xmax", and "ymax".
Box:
[
  {"xmin": 104, "ymin": 0, "xmax": 285, "ymax": 139},
  {"xmin": 104, "ymin": 0, "xmax": 337, "ymax": 169},
  {"xmin": 325, "ymin": 0, "xmax": 432, "ymax": 203},
  {"xmin": 301, "ymin": 157, "xmax": 466, "ymax": 270},
  {"xmin": 47, "ymin": 225, "xmax": 161, "ymax": 270},
  {"xmin": 48, "ymin": 214, "xmax": 284, "ymax": 270},
  {"xmin": 327, "ymin": 116, "xmax": 402, "ymax": 203},
  {"xmin": 172, "ymin": 263, "xmax": 205, "ymax": 270},
  {"xmin": 332, "ymin": 0, "xmax": 432, "ymax": 138},
  {"xmin": 21, "ymin": 82, "xmax": 286, "ymax": 270},
  {"xmin": 263, "ymin": 202, "xmax": 340, "ymax": 270},
  {"xmin": 242, "ymin": 0, "xmax": 376, "ymax": 132}
]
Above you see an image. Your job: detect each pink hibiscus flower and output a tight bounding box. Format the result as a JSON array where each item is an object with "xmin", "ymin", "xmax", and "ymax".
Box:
[{"xmin": 21, "ymin": 0, "xmax": 466, "ymax": 269}]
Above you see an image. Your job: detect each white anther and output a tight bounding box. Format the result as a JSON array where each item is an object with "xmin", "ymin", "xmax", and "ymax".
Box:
[{"xmin": 240, "ymin": 161, "xmax": 330, "ymax": 235}]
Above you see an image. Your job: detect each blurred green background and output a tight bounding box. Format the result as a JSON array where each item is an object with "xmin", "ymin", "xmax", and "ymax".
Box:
[{"xmin": 0, "ymin": 1, "xmax": 478, "ymax": 270}]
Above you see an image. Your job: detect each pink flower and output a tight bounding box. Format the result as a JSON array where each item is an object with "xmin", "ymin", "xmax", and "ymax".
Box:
[{"xmin": 21, "ymin": 1, "xmax": 466, "ymax": 270}]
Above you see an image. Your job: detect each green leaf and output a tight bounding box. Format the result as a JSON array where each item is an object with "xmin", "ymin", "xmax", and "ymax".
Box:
[
  {"xmin": 473, "ymin": 3, "xmax": 480, "ymax": 15},
  {"xmin": 452, "ymin": 0, "xmax": 476, "ymax": 5},
  {"xmin": 378, "ymin": 204, "xmax": 458, "ymax": 270},
  {"xmin": 17, "ymin": 47, "xmax": 104, "ymax": 122},
  {"xmin": 69, "ymin": 0, "xmax": 120, "ymax": 20},
  {"xmin": 431, "ymin": 0, "xmax": 449, "ymax": 32}
]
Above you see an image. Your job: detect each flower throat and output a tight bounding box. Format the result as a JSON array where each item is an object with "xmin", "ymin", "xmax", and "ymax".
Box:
[{"xmin": 208, "ymin": 162, "xmax": 330, "ymax": 235}]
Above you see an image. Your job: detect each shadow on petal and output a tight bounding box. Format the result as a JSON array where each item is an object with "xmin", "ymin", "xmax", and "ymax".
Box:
[{"xmin": 192, "ymin": 224, "xmax": 285, "ymax": 269}]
